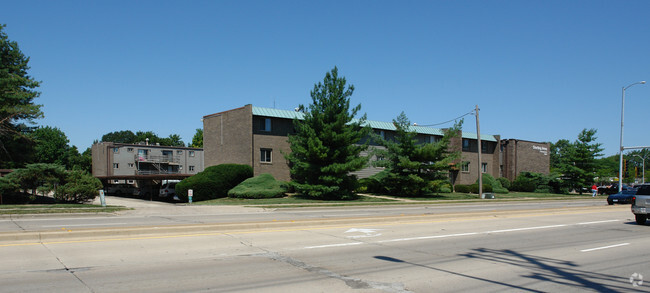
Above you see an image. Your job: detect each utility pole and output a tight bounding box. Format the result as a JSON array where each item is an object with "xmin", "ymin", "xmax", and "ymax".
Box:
[{"xmin": 476, "ymin": 105, "xmax": 482, "ymax": 198}]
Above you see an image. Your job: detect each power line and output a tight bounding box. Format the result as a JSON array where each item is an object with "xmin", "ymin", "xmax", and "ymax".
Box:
[{"xmin": 415, "ymin": 110, "xmax": 475, "ymax": 127}]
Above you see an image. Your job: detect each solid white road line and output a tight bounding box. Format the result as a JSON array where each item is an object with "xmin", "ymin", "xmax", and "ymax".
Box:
[
  {"xmin": 305, "ymin": 220, "xmax": 622, "ymax": 249},
  {"xmin": 577, "ymin": 220, "xmax": 620, "ymax": 225},
  {"xmin": 305, "ymin": 242, "xmax": 364, "ymax": 249},
  {"xmin": 42, "ymin": 223, "xmax": 127, "ymax": 228},
  {"xmin": 580, "ymin": 243, "xmax": 630, "ymax": 252}
]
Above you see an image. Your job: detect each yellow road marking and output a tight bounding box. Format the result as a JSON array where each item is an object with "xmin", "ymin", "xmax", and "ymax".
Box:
[{"xmin": 0, "ymin": 206, "xmax": 626, "ymax": 247}]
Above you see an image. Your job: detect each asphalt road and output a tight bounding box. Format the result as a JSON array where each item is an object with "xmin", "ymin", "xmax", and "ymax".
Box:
[
  {"xmin": 0, "ymin": 196, "xmax": 611, "ymax": 233},
  {"xmin": 0, "ymin": 201, "xmax": 646, "ymax": 292}
]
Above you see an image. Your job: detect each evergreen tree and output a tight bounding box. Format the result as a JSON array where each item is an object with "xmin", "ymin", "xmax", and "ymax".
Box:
[
  {"xmin": 373, "ymin": 112, "xmax": 462, "ymax": 196},
  {"xmin": 554, "ymin": 128, "xmax": 603, "ymax": 193},
  {"xmin": 286, "ymin": 67, "xmax": 370, "ymax": 200},
  {"xmin": 0, "ymin": 24, "xmax": 43, "ymax": 167}
]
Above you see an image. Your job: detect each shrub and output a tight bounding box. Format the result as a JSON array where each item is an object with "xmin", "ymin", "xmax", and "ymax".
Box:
[
  {"xmin": 55, "ymin": 170, "xmax": 102, "ymax": 203},
  {"xmin": 510, "ymin": 172, "xmax": 564, "ymax": 193},
  {"xmin": 430, "ymin": 180, "xmax": 452, "ymax": 193},
  {"xmin": 479, "ymin": 174, "xmax": 508, "ymax": 194},
  {"xmin": 358, "ymin": 177, "xmax": 382, "ymax": 194},
  {"xmin": 455, "ymin": 184, "xmax": 471, "ymax": 193},
  {"xmin": 497, "ymin": 177, "xmax": 511, "ymax": 190},
  {"xmin": 470, "ymin": 183, "xmax": 493, "ymax": 194},
  {"xmin": 228, "ymin": 173, "xmax": 287, "ymax": 199},
  {"xmin": 0, "ymin": 176, "xmax": 20, "ymax": 203},
  {"xmin": 176, "ymin": 164, "xmax": 253, "ymax": 202}
]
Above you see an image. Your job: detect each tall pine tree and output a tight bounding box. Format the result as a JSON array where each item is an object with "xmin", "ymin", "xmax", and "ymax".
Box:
[
  {"xmin": 373, "ymin": 112, "xmax": 462, "ymax": 196},
  {"xmin": 0, "ymin": 24, "xmax": 43, "ymax": 167},
  {"xmin": 553, "ymin": 128, "xmax": 603, "ymax": 193},
  {"xmin": 286, "ymin": 67, "xmax": 370, "ymax": 200}
]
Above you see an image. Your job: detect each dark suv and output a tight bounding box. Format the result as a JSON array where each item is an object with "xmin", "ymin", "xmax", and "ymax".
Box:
[{"xmin": 631, "ymin": 184, "xmax": 650, "ymax": 224}]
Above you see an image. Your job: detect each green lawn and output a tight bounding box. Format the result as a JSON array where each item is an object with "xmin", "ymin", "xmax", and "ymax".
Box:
[
  {"xmin": 195, "ymin": 192, "xmax": 598, "ymax": 207},
  {"xmin": 0, "ymin": 192, "xmax": 599, "ymax": 214},
  {"xmin": 0, "ymin": 204, "xmax": 129, "ymax": 214},
  {"xmin": 401, "ymin": 192, "xmax": 591, "ymax": 201},
  {"xmin": 196, "ymin": 194, "xmax": 396, "ymax": 206}
]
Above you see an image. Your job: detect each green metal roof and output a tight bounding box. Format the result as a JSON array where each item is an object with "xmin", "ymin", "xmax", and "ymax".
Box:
[
  {"xmin": 462, "ymin": 132, "xmax": 498, "ymax": 142},
  {"xmin": 252, "ymin": 106, "xmax": 496, "ymax": 142},
  {"xmin": 252, "ymin": 107, "xmax": 304, "ymax": 120}
]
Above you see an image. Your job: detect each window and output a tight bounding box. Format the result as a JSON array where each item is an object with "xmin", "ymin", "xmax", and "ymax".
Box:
[
  {"xmin": 138, "ymin": 149, "xmax": 149, "ymax": 161},
  {"xmin": 378, "ymin": 130, "xmax": 385, "ymax": 139},
  {"xmin": 127, "ymin": 148, "xmax": 134, "ymax": 152},
  {"xmin": 481, "ymin": 163, "xmax": 488, "ymax": 173},
  {"xmin": 177, "ymin": 150, "xmax": 183, "ymax": 155},
  {"xmin": 461, "ymin": 162, "xmax": 470, "ymax": 172},
  {"xmin": 428, "ymin": 136, "xmax": 439, "ymax": 143},
  {"xmin": 481, "ymin": 141, "xmax": 488, "ymax": 153},
  {"xmin": 113, "ymin": 179, "xmax": 120, "ymax": 183},
  {"xmin": 113, "ymin": 163, "xmax": 119, "ymax": 169},
  {"xmin": 162, "ymin": 150, "xmax": 173, "ymax": 161},
  {"xmin": 260, "ymin": 148, "xmax": 272, "ymax": 163},
  {"xmin": 128, "ymin": 163, "xmax": 134, "ymax": 168},
  {"xmin": 462, "ymin": 139, "xmax": 470, "ymax": 151},
  {"xmin": 259, "ymin": 118, "xmax": 271, "ymax": 132},
  {"xmin": 127, "ymin": 180, "xmax": 134, "ymax": 184},
  {"xmin": 189, "ymin": 166, "xmax": 195, "ymax": 172},
  {"xmin": 189, "ymin": 151, "xmax": 195, "ymax": 157},
  {"xmin": 113, "ymin": 148, "xmax": 119, "ymax": 153}
]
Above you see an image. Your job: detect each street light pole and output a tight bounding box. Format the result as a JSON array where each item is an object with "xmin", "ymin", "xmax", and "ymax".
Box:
[
  {"xmin": 475, "ymin": 105, "xmax": 482, "ymax": 198},
  {"xmin": 619, "ymin": 81, "xmax": 646, "ymax": 192}
]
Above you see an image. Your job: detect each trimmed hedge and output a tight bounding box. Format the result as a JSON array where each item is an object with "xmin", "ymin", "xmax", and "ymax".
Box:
[
  {"xmin": 176, "ymin": 164, "xmax": 253, "ymax": 202},
  {"xmin": 479, "ymin": 174, "xmax": 508, "ymax": 194},
  {"xmin": 455, "ymin": 183, "xmax": 493, "ymax": 194},
  {"xmin": 228, "ymin": 173, "xmax": 287, "ymax": 199},
  {"xmin": 455, "ymin": 184, "xmax": 469, "ymax": 193},
  {"xmin": 497, "ymin": 177, "xmax": 511, "ymax": 190}
]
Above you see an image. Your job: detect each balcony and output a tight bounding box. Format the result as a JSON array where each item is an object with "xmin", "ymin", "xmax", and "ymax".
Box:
[
  {"xmin": 135, "ymin": 154, "xmax": 180, "ymax": 164},
  {"xmin": 136, "ymin": 169, "xmax": 180, "ymax": 175}
]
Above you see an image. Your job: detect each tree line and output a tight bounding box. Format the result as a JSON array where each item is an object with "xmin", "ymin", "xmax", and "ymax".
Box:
[
  {"xmin": 0, "ymin": 25, "xmax": 204, "ymax": 204},
  {"xmin": 3, "ymin": 21, "xmax": 644, "ymax": 203},
  {"xmin": 550, "ymin": 130, "xmax": 648, "ymax": 188}
]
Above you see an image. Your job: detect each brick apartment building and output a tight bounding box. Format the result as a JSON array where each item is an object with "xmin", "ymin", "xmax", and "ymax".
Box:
[
  {"xmin": 203, "ymin": 104, "xmax": 549, "ymax": 186},
  {"xmin": 92, "ymin": 142, "xmax": 204, "ymax": 183},
  {"xmin": 500, "ymin": 139, "xmax": 551, "ymax": 182}
]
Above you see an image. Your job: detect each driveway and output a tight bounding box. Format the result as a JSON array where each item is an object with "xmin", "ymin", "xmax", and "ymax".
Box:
[{"xmin": 93, "ymin": 195, "xmax": 265, "ymax": 216}]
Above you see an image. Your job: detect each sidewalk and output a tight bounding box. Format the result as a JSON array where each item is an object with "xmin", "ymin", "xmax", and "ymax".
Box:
[{"xmin": 93, "ymin": 195, "xmax": 266, "ymax": 216}]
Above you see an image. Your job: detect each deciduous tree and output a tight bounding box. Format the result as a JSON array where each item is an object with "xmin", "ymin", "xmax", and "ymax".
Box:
[
  {"xmin": 101, "ymin": 130, "xmax": 136, "ymax": 143},
  {"xmin": 190, "ymin": 128, "xmax": 203, "ymax": 148},
  {"xmin": 30, "ymin": 126, "xmax": 69, "ymax": 166}
]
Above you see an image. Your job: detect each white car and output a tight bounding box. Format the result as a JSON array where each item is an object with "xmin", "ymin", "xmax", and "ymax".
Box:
[{"xmin": 159, "ymin": 180, "xmax": 181, "ymax": 200}]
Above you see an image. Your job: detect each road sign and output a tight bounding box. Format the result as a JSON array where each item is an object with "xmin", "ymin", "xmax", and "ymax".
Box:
[{"xmin": 99, "ymin": 190, "xmax": 106, "ymax": 207}]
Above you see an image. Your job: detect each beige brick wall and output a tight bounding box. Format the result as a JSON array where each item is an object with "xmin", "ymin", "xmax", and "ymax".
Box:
[
  {"xmin": 501, "ymin": 139, "xmax": 550, "ymax": 182},
  {"xmin": 203, "ymin": 105, "xmax": 253, "ymax": 168},
  {"xmin": 253, "ymin": 134, "xmax": 292, "ymax": 181}
]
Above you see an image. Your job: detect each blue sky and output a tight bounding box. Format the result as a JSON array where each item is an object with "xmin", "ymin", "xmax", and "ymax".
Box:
[{"xmin": 2, "ymin": 0, "xmax": 649, "ymax": 156}]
